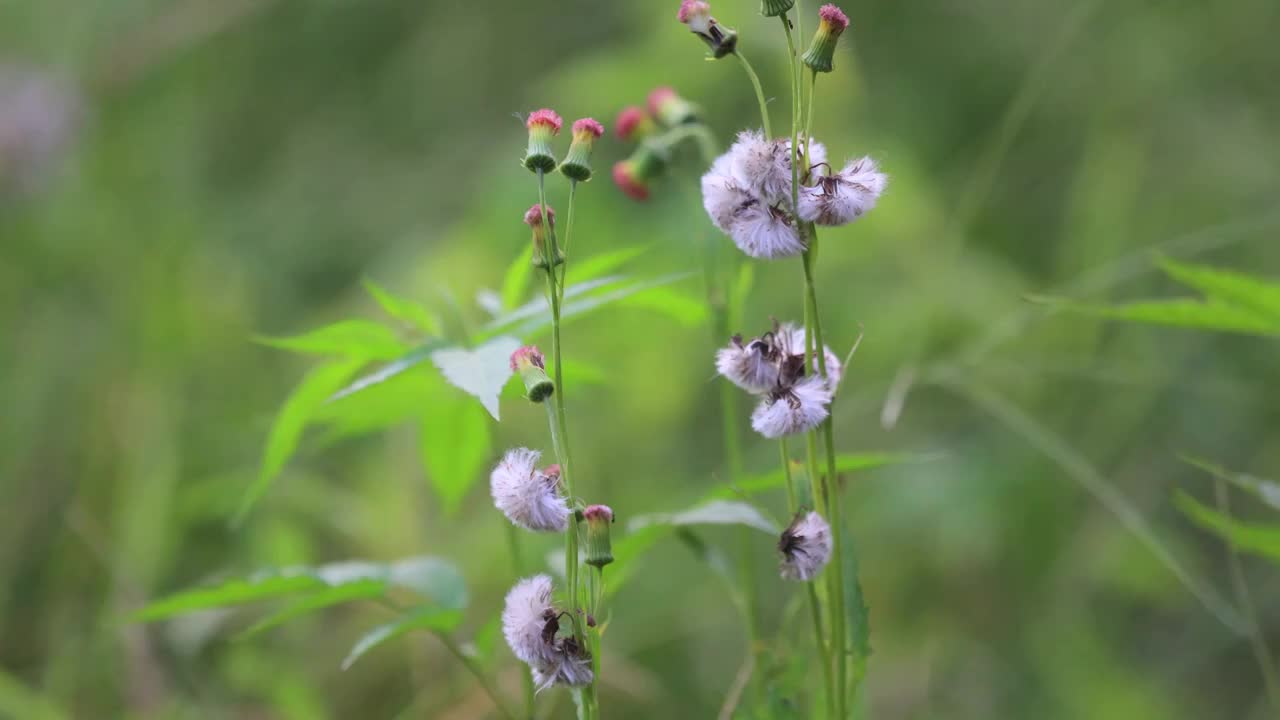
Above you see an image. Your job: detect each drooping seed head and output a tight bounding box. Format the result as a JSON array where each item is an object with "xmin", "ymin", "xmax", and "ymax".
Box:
[{"xmin": 677, "ymin": 0, "xmax": 738, "ymax": 58}]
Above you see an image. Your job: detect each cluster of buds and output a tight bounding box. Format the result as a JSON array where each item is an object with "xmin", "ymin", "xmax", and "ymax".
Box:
[
  {"xmin": 611, "ymin": 86, "xmax": 711, "ymax": 202},
  {"xmin": 716, "ymin": 320, "xmax": 843, "ymax": 438},
  {"xmin": 522, "ymin": 108, "xmax": 605, "ymax": 181}
]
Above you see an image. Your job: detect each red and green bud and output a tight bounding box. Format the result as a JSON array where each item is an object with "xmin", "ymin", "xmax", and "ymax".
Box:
[
  {"xmin": 802, "ymin": 5, "xmax": 850, "ymax": 73},
  {"xmin": 523, "ymin": 108, "xmax": 563, "ymax": 173},
  {"xmin": 523, "ymin": 203, "xmax": 563, "ymax": 268},
  {"xmin": 582, "ymin": 505, "xmax": 615, "ymax": 568},
  {"xmin": 611, "ymin": 143, "xmax": 666, "ymax": 202},
  {"xmin": 615, "ymin": 106, "xmax": 656, "ymax": 142},
  {"xmin": 647, "ymin": 86, "xmax": 700, "ymax": 128},
  {"xmin": 510, "ymin": 345, "xmax": 554, "ymax": 403},
  {"xmin": 678, "ymin": 0, "xmax": 738, "ymax": 59},
  {"xmin": 559, "ymin": 117, "xmax": 605, "ymax": 182}
]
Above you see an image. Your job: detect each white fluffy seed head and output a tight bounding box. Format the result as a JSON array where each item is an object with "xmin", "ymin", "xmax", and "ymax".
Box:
[
  {"xmin": 715, "ymin": 335, "xmax": 780, "ymax": 394},
  {"xmin": 502, "ymin": 575, "xmax": 558, "ymax": 666},
  {"xmin": 798, "ymin": 156, "xmax": 887, "ymax": 226},
  {"xmin": 750, "ymin": 375, "xmax": 832, "ymax": 438},
  {"xmin": 729, "ymin": 130, "xmax": 792, "ymax": 204},
  {"xmin": 700, "ymin": 153, "xmax": 756, "ymax": 234},
  {"xmin": 531, "ymin": 645, "xmax": 595, "ymax": 691},
  {"xmin": 780, "ymin": 324, "xmax": 843, "ymax": 390},
  {"xmin": 779, "ymin": 511, "xmax": 833, "ymax": 581},
  {"xmin": 490, "ymin": 448, "xmax": 570, "ymax": 532},
  {"xmin": 728, "ymin": 202, "xmax": 805, "ymax": 259}
]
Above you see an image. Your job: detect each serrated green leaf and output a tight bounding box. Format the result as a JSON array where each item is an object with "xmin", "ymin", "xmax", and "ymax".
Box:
[
  {"xmin": 257, "ymin": 320, "xmax": 410, "ymax": 360},
  {"xmin": 628, "ymin": 499, "xmax": 779, "ymax": 534},
  {"xmin": 135, "ymin": 557, "xmax": 465, "ymax": 622},
  {"xmin": 421, "ymin": 393, "xmax": 491, "ymax": 513},
  {"xmin": 702, "ymin": 453, "xmax": 927, "ymax": 501},
  {"xmin": 341, "ymin": 606, "xmax": 464, "ymax": 671},
  {"xmin": 1175, "ymin": 490, "xmax": 1280, "ymax": 563},
  {"xmin": 237, "ymin": 360, "xmax": 363, "ymax": 524},
  {"xmin": 617, "ymin": 286, "xmax": 707, "ymax": 326},
  {"xmin": 1180, "ymin": 455, "xmax": 1280, "ymax": 512},
  {"xmin": 430, "ymin": 335, "xmax": 522, "ymax": 420},
  {"xmin": 1157, "ymin": 256, "xmax": 1280, "ymax": 321},
  {"xmin": 237, "ymin": 580, "xmax": 388, "ymax": 639},
  {"xmin": 500, "ymin": 245, "xmax": 536, "ymax": 311},
  {"xmin": 363, "ymin": 279, "xmax": 442, "ymax": 334}
]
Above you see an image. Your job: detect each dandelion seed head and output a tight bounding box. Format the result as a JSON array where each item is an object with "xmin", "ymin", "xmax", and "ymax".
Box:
[
  {"xmin": 750, "ymin": 375, "xmax": 831, "ymax": 438},
  {"xmin": 502, "ymin": 574, "xmax": 559, "ymax": 666}
]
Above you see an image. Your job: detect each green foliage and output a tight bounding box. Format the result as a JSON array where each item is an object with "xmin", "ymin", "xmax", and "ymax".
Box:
[
  {"xmin": 0, "ymin": 670, "xmax": 66, "ymax": 720},
  {"xmin": 702, "ymin": 453, "xmax": 926, "ymax": 501},
  {"xmin": 1181, "ymin": 455, "xmax": 1280, "ymax": 512},
  {"xmin": 341, "ymin": 606, "xmax": 465, "ymax": 671},
  {"xmin": 628, "ymin": 499, "xmax": 780, "ymax": 534},
  {"xmin": 1174, "ymin": 491, "xmax": 1280, "ymax": 563},
  {"xmin": 421, "ymin": 391, "xmax": 492, "ymax": 513},
  {"xmin": 362, "ymin": 279, "xmax": 442, "ymax": 334},
  {"xmin": 239, "ymin": 360, "xmax": 363, "ymax": 523},
  {"xmin": 1030, "ymin": 257, "xmax": 1280, "ymax": 336},
  {"xmin": 135, "ymin": 557, "xmax": 467, "ymax": 623},
  {"xmin": 257, "ymin": 320, "xmax": 411, "ymax": 360},
  {"xmin": 429, "ymin": 335, "xmax": 522, "ymax": 420}
]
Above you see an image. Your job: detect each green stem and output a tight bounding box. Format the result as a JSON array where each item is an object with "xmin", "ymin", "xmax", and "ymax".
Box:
[
  {"xmin": 781, "ymin": 18, "xmax": 801, "ymax": 216},
  {"xmin": 438, "ymin": 633, "xmax": 518, "ymax": 720},
  {"xmin": 782, "ymin": 438, "xmax": 834, "ymax": 716},
  {"xmin": 804, "ymin": 70, "xmax": 817, "ymax": 171},
  {"xmin": 558, "ymin": 180, "xmax": 577, "ymax": 305},
  {"xmin": 802, "ymin": 240, "xmax": 848, "ymax": 718},
  {"xmin": 733, "ymin": 50, "xmax": 773, "ymax": 139}
]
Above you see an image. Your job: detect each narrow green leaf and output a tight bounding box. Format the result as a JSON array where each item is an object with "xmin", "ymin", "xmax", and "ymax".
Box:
[
  {"xmin": 430, "ymin": 335, "xmax": 522, "ymax": 420},
  {"xmin": 0, "ymin": 669, "xmax": 67, "ymax": 720},
  {"xmin": 237, "ymin": 580, "xmax": 388, "ymax": 639},
  {"xmin": 841, "ymin": 528, "xmax": 871, "ymax": 701},
  {"xmin": 569, "ymin": 245, "xmax": 650, "ymax": 284},
  {"xmin": 702, "ymin": 453, "xmax": 927, "ymax": 501},
  {"xmin": 363, "ymin": 279, "xmax": 442, "ymax": 334},
  {"xmin": 315, "ymin": 369, "xmax": 436, "ymax": 442},
  {"xmin": 383, "ymin": 557, "xmax": 468, "ymax": 611},
  {"xmin": 237, "ymin": 360, "xmax": 363, "ymax": 524},
  {"xmin": 1175, "ymin": 490, "xmax": 1280, "ymax": 563},
  {"xmin": 1157, "ymin": 256, "xmax": 1280, "ymax": 321},
  {"xmin": 628, "ymin": 499, "xmax": 779, "ymax": 534},
  {"xmin": 327, "ymin": 338, "xmax": 452, "ymax": 403},
  {"xmin": 1180, "ymin": 455, "xmax": 1280, "ymax": 512},
  {"xmin": 341, "ymin": 606, "xmax": 464, "ymax": 671},
  {"xmin": 421, "ymin": 393, "xmax": 492, "ymax": 514},
  {"xmin": 135, "ymin": 574, "xmax": 330, "ymax": 622},
  {"xmin": 257, "ymin": 320, "xmax": 410, "ymax": 360},
  {"xmin": 500, "ymin": 245, "xmax": 536, "ymax": 310},
  {"xmin": 617, "ymin": 287, "xmax": 708, "ymax": 327},
  {"xmin": 1026, "ymin": 296, "xmax": 1280, "ymax": 336}
]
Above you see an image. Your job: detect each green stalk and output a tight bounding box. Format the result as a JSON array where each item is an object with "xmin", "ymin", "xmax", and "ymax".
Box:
[
  {"xmin": 505, "ymin": 524, "xmax": 536, "ymax": 718},
  {"xmin": 438, "ymin": 633, "xmax": 519, "ymax": 720},
  {"xmin": 557, "ymin": 180, "xmax": 577, "ymax": 305},
  {"xmin": 804, "ymin": 71, "xmax": 817, "ymax": 171},
  {"xmin": 782, "ymin": 438, "xmax": 835, "ymax": 717},
  {"xmin": 802, "ymin": 241, "xmax": 848, "ymax": 717},
  {"xmin": 733, "ymin": 50, "xmax": 773, "ymax": 139},
  {"xmin": 536, "ymin": 171, "xmax": 597, "ymax": 719}
]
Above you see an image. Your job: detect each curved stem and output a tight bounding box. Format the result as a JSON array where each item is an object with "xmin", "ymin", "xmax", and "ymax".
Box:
[
  {"xmin": 733, "ymin": 50, "xmax": 773, "ymax": 139},
  {"xmin": 438, "ymin": 633, "xmax": 518, "ymax": 720},
  {"xmin": 558, "ymin": 181, "xmax": 577, "ymax": 305}
]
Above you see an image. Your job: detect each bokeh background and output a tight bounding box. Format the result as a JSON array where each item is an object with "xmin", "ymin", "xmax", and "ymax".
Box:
[{"xmin": 3, "ymin": 0, "xmax": 1279, "ymax": 717}]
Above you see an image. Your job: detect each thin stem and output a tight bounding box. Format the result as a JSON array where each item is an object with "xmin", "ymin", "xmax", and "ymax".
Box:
[
  {"xmin": 558, "ymin": 180, "xmax": 577, "ymax": 305},
  {"xmin": 804, "ymin": 70, "xmax": 817, "ymax": 169},
  {"xmin": 438, "ymin": 633, "xmax": 519, "ymax": 720},
  {"xmin": 782, "ymin": 437, "xmax": 834, "ymax": 716},
  {"xmin": 506, "ymin": 524, "xmax": 536, "ymax": 717},
  {"xmin": 802, "ymin": 241, "xmax": 848, "ymax": 718},
  {"xmin": 733, "ymin": 50, "xmax": 773, "ymax": 139},
  {"xmin": 1214, "ymin": 479, "xmax": 1280, "ymax": 712},
  {"xmin": 781, "ymin": 18, "xmax": 801, "ymax": 217}
]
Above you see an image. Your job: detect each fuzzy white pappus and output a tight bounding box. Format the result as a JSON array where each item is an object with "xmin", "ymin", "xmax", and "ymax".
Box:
[
  {"xmin": 490, "ymin": 448, "xmax": 570, "ymax": 532},
  {"xmin": 779, "ymin": 323, "xmax": 844, "ymax": 390},
  {"xmin": 501, "ymin": 574, "xmax": 559, "ymax": 667},
  {"xmin": 778, "ymin": 510, "xmax": 833, "ymax": 581},
  {"xmin": 797, "ymin": 156, "xmax": 887, "ymax": 226},
  {"xmin": 715, "ymin": 334, "xmax": 781, "ymax": 394},
  {"xmin": 750, "ymin": 375, "xmax": 832, "ymax": 438}
]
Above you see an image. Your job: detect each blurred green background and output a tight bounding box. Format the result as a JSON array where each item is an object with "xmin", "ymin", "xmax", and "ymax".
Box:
[{"xmin": 3, "ymin": 0, "xmax": 1279, "ymax": 717}]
